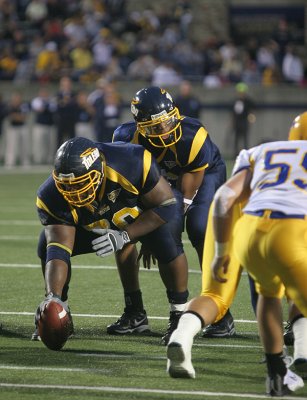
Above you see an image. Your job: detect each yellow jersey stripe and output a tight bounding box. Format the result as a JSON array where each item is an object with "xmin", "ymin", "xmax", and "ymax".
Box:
[
  {"xmin": 143, "ymin": 150, "xmax": 152, "ymax": 187},
  {"xmin": 47, "ymin": 242, "xmax": 72, "ymax": 255},
  {"xmin": 188, "ymin": 127, "xmax": 207, "ymax": 165},
  {"xmin": 106, "ymin": 166, "xmax": 139, "ymax": 195},
  {"xmin": 189, "ymin": 164, "xmax": 208, "ymax": 173}
]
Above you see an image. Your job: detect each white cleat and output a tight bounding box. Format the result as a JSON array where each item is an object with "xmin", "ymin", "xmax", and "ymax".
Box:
[
  {"xmin": 167, "ymin": 342, "xmax": 195, "ymax": 379},
  {"xmin": 284, "ymin": 369, "xmax": 304, "ymax": 392}
]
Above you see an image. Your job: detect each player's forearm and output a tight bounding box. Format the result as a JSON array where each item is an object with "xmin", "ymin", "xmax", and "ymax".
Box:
[{"xmin": 125, "ymin": 209, "xmax": 167, "ymax": 241}]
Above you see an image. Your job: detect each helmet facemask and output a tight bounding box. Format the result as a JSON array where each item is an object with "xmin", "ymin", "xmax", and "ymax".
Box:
[
  {"xmin": 137, "ymin": 107, "xmax": 182, "ymax": 147},
  {"xmin": 53, "ymin": 147, "xmax": 104, "ymax": 207}
]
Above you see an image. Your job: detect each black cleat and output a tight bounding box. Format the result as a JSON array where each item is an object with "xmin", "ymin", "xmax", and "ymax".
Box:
[
  {"xmin": 266, "ymin": 374, "xmax": 290, "ymax": 397},
  {"xmin": 161, "ymin": 311, "xmax": 183, "ymax": 346},
  {"xmin": 283, "ymin": 321, "xmax": 294, "ymax": 346},
  {"xmin": 202, "ymin": 309, "xmax": 235, "ymax": 338},
  {"xmin": 107, "ymin": 310, "xmax": 150, "ymax": 334},
  {"xmin": 266, "ymin": 369, "xmax": 304, "ymax": 396}
]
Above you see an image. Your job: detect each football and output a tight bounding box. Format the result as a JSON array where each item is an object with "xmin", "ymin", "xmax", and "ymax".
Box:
[{"xmin": 38, "ymin": 300, "xmax": 73, "ymax": 351}]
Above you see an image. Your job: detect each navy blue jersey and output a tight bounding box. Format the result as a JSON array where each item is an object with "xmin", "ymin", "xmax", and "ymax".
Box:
[
  {"xmin": 113, "ymin": 117, "xmax": 224, "ymax": 187},
  {"xmin": 113, "ymin": 117, "xmax": 226, "ymax": 249},
  {"xmin": 36, "ymin": 142, "xmax": 161, "ymax": 231}
]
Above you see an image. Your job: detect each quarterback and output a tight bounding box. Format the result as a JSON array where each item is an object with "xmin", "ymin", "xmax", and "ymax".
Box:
[{"xmin": 112, "ymin": 86, "xmax": 233, "ymax": 344}]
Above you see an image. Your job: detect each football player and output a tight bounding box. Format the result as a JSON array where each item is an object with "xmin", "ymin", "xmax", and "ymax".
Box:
[
  {"xmin": 167, "ymin": 138, "xmax": 307, "ymax": 396},
  {"xmin": 32, "ymin": 137, "xmax": 189, "ymax": 343},
  {"xmin": 112, "ymin": 86, "xmax": 235, "ymax": 344},
  {"xmin": 282, "ymin": 111, "xmax": 307, "ymax": 374}
]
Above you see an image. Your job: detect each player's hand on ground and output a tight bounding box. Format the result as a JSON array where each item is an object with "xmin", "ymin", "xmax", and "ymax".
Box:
[{"xmin": 35, "ymin": 293, "xmax": 68, "ymax": 325}]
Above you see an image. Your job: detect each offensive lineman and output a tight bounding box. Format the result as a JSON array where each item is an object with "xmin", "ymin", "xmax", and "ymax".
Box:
[{"xmin": 32, "ymin": 137, "xmax": 189, "ymax": 342}]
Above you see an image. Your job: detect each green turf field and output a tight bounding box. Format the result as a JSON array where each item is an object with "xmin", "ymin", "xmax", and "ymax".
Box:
[{"xmin": 0, "ymin": 167, "xmax": 306, "ymax": 400}]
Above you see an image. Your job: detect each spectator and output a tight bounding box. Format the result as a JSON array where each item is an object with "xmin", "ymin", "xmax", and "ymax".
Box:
[
  {"xmin": 102, "ymin": 83, "xmax": 122, "ymax": 142},
  {"xmin": 75, "ymin": 89, "xmax": 95, "ymax": 140},
  {"xmin": 54, "ymin": 76, "xmax": 77, "ymax": 147},
  {"xmin": 127, "ymin": 54, "xmax": 157, "ymax": 81},
  {"xmin": 174, "ymin": 80, "xmax": 201, "ymax": 118},
  {"xmin": 0, "ymin": 46, "xmax": 19, "ymax": 81},
  {"xmin": 151, "ymin": 61, "xmax": 183, "ymax": 87},
  {"xmin": 88, "ymin": 79, "xmax": 121, "ymax": 143},
  {"xmin": 282, "ymin": 45, "xmax": 304, "ymax": 84},
  {"xmin": 241, "ymin": 57, "xmax": 262, "ymax": 85},
  {"xmin": 31, "ymin": 86, "xmax": 57, "ymax": 165},
  {"xmin": 4, "ymin": 92, "xmax": 30, "ymax": 167},
  {"xmin": 0, "ymin": 94, "xmax": 8, "ymax": 138},
  {"xmin": 70, "ymin": 41, "xmax": 93, "ymax": 81},
  {"xmin": 25, "ymin": 0, "xmax": 48, "ymax": 29},
  {"xmin": 231, "ymin": 82, "xmax": 255, "ymax": 157},
  {"xmin": 35, "ymin": 41, "xmax": 61, "ymax": 83}
]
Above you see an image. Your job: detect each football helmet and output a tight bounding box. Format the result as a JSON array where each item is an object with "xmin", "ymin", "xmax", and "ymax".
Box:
[
  {"xmin": 288, "ymin": 111, "xmax": 307, "ymax": 140},
  {"xmin": 53, "ymin": 137, "xmax": 104, "ymax": 207},
  {"xmin": 131, "ymin": 87, "xmax": 182, "ymax": 147}
]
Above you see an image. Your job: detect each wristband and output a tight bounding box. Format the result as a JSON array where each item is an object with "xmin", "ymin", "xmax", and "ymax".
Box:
[
  {"xmin": 214, "ymin": 241, "xmax": 230, "ymax": 257},
  {"xmin": 183, "ymin": 198, "xmax": 193, "ymax": 206}
]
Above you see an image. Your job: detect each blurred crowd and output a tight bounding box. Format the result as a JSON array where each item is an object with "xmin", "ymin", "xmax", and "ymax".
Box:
[
  {"xmin": 0, "ymin": 0, "xmax": 306, "ymax": 87},
  {"xmin": 0, "ymin": 75, "xmax": 123, "ymax": 167}
]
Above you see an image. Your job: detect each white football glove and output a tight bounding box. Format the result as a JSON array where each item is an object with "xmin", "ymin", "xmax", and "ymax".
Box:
[{"xmin": 92, "ymin": 228, "xmax": 131, "ymax": 257}]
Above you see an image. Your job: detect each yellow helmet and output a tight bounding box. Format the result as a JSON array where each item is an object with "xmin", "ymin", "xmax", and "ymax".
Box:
[{"xmin": 288, "ymin": 111, "xmax": 307, "ymax": 140}]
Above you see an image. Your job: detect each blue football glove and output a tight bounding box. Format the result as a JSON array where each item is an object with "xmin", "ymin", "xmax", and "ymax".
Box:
[{"xmin": 92, "ymin": 228, "xmax": 131, "ymax": 257}]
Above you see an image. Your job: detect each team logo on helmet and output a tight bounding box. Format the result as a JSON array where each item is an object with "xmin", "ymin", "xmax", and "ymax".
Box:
[
  {"xmin": 81, "ymin": 148, "xmax": 100, "ymax": 170},
  {"xmin": 165, "ymin": 91, "xmax": 173, "ymax": 103},
  {"xmin": 131, "ymin": 103, "xmax": 138, "ymax": 117},
  {"xmin": 151, "ymin": 110, "xmax": 168, "ymax": 120}
]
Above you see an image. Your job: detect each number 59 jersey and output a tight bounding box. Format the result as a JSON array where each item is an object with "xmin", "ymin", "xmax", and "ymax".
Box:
[{"xmin": 232, "ymin": 140, "xmax": 307, "ymax": 215}]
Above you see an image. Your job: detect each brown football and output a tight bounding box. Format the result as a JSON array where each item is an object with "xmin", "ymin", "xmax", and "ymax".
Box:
[{"xmin": 38, "ymin": 300, "xmax": 73, "ymax": 351}]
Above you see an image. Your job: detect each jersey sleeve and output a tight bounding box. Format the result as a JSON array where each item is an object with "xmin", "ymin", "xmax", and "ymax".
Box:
[
  {"xmin": 113, "ymin": 122, "xmax": 136, "ymax": 143},
  {"xmin": 140, "ymin": 149, "xmax": 162, "ymax": 194},
  {"xmin": 181, "ymin": 129, "xmax": 216, "ymax": 173},
  {"xmin": 231, "ymin": 147, "xmax": 256, "ymax": 176},
  {"xmin": 36, "ymin": 176, "xmax": 76, "ymax": 226}
]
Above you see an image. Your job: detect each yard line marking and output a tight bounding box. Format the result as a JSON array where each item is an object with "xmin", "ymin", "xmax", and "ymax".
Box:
[
  {"xmin": 0, "ymin": 235, "xmax": 38, "ymax": 240},
  {"xmin": 194, "ymin": 343, "xmax": 262, "ymax": 349},
  {"xmin": 0, "ymin": 383, "xmax": 304, "ymax": 399},
  {"xmin": 0, "ymin": 310, "xmax": 257, "ymax": 323},
  {"xmin": 77, "ymin": 353, "xmax": 166, "ymax": 360},
  {"xmin": 0, "ymin": 263, "xmax": 203, "ymax": 274},
  {"xmin": 0, "ymin": 220, "xmax": 39, "ymax": 225},
  {"xmin": 0, "ymin": 365, "xmax": 108, "ymax": 373}
]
